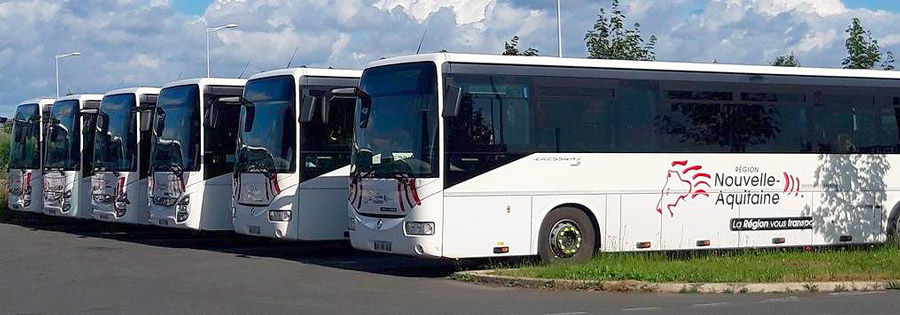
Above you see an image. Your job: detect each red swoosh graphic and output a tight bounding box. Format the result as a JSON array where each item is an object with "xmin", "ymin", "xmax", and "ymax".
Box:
[{"xmin": 683, "ymin": 165, "xmax": 702, "ymax": 174}]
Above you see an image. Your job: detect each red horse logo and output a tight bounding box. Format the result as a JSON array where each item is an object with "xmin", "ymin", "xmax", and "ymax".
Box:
[{"xmin": 655, "ymin": 160, "xmax": 710, "ymax": 216}]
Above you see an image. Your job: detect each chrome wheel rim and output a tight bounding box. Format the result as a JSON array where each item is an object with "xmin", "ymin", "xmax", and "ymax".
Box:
[{"xmin": 549, "ymin": 219, "xmax": 582, "ymax": 259}]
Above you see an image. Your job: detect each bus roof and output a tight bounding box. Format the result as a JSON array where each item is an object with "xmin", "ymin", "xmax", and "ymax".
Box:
[
  {"xmin": 368, "ymin": 53, "xmax": 900, "ymax": 81},
  {"xmin": 247, "ymin": 67, "xmax": 362, "ymax": 81},
  {"xmin": 162, "ymin": 77, "xmax": 247, "ymax": 90},
  {"xmin": 17, "ymin": 98, "xmax": 55, "ymax": 107},
  {"xmin": 56, "ymin": 94, "xmax": 104, "ymax": 103},
  {"xmin": 104, "ymin": 87, "xmax": 161, "ymax": 97}
]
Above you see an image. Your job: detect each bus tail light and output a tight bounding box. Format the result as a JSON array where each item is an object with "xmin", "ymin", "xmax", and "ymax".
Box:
[
  {"xmin": 839, "ymin": 235, "xmax": 853, "ymax": 242},
  {"xmin": 772, "ymin": 237, "xmax": 786, "ymax": 244},
  {"xmin": 696, "ymin": 240, "xmax": 710, "ymax": 247},
  {"xmin": 404, "ymin": 222, "xmax": 434, "ymax": 235},
  {"xmin": 636, "ymin": 242, "xmax": 652, "ymax": 249},
  {"xmin": 493, "ymin": 246, "xmax": 509, "ymax": 254}
]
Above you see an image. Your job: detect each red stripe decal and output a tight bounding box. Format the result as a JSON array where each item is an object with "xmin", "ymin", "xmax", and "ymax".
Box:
[
  {"xmin": 409, "ymin": 178, "xmax": 421, "ymax": 206},
  {"xmin": 671, "ymin": 160, "xmax": 688, "ymax": 166},
  {"xmin": 693, "ymin": 173, "xmax": 711, "ymax": 180},
  {"xmin": 397, "ymin": 182, "xmax": 406, "ymax": 213},
  {"xmin": 783, "ymin": 172, "xmax": 789, "ymax": 192},
  {"xmin": 682, "ymin": 165, "xmax": 702, "ymax": 174}
]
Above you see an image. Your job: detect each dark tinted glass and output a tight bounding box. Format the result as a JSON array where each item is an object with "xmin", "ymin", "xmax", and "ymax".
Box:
[
  {"xmin": 352, "ymin": 62, "xmax": 439, "ymax": 178},
  {"xmin": 444, "ymin": 70, "xmax": 900, "ymax": 186},
  {"xmin": 203, "ymin": 86, "xmax": 243, "ymax": 179},
  {"xmin": 9, "ymin": 104, "xmax": 40, "ymax": 169},
  {"xmin": 152, "ymin": 85, "xmax": 201, "ymax": 172},
  {"xmin": 238, "ymin": 76, "xmax": 296, "ymax": 173},
  {"xmin": 300, "ymin": 87, "xmax": 356, "ymax": 181},
  {"xmin": 94, "ymin": 94, "xmax": 137, "ymax": 172},
  {"xmin": 44, "ymin": 100, "xmax": 80, "ymax": 170}
]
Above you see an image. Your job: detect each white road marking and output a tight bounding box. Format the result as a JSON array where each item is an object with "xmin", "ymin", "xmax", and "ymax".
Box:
[
  {"xmin": 763, "ymin": 296, "xmax": 799, "ymax": 303},
  {"xmin": 621, "ymin": 307, "xmax": 661, "ymax": 312},
  {"xmin": 828, "ymin": 291, "xmax": 884, "ymax": 297},
  {"xmin": 692, "ymin": 302, "xmax": 729, "ymax": 307},
  {"xmin": 544, "ymin": 312, "xmax": 587, "ymax": 315}
]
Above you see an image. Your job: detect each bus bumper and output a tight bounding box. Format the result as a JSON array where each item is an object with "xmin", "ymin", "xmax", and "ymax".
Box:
[
  {"xmin": 348, "ymin": 211, "xmax": 442, "ymax": 259},
  {"xmin": 233, "ymin": 205, "xmax": 297, "ymax": 240}
]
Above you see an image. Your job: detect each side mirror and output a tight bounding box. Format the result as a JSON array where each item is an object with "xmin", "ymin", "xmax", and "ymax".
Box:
[
  {"xmin": 154, "ymin": 111, "xmax": 165, "ymax": 135},
  {"xmin": 207, "ymin": 104, "xmax": 220, "ymax": 128},
  {"xmin": 319, "ymin": 96, "xmax": 330, "ymax": 124},
  {"xmin": 300, "ymin": 95, "xmax": 319, "ymax": 123},
  {"xmin": 97, "ymin": 115, "xmax": 109, "ymax": 133},
  {"xmin": 139, "ymin": 109, "xmax": 154, "ymax": 132},
  {"xmin": 242, "ymin": 105, "xmax": 255, "ymax": 133},
  {"xmin": 13, "ymin": 127, "xmax": 25, "ymax": 143},
  {"xmin": 442, "ymin": 85, "xmax": 463, "ymax": 118}
]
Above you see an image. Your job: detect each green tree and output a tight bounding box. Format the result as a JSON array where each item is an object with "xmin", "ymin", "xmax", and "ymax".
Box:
[
  {"xmin": 502, "ymin": 36, "xmax": 539, "ymax": 56},
  {"xmin": 842, "ymin": 18, "xmax": 893, "ymax": 70},
  {"xmin": 771, "ymin": 52, "xmax": 800, "ymax": 67},
  {"xmin": 584, "ymin": 0, "xmax": 656, "ymax": 61}
]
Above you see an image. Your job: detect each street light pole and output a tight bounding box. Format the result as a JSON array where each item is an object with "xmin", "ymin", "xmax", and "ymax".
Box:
[
  {"xmin": 205, "ymin": 21, "xmax": 238, "ymax": 78},
  {"xmin": 557, "ymin": 0, "xmax": 563, "ymax": 57},
  {"xmin": 54, "ymin": 52, "xmax": 82, "ymax": 99}
]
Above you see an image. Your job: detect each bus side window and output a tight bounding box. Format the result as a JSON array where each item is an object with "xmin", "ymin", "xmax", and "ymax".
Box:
[
  {"xmin": 299, "ymin": 88, "xmax": 355, "ymax": 182},
  {"xmin": 444, "ymin": 74, "xmax": 532, "ymax": 186},
  {"xmin": 204, "ymin": 90, "xmax": 242, "ymax": 180}
]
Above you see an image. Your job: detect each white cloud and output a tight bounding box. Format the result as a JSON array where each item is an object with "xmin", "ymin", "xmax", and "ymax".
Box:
[{"xmin": 1, "ymin": 0, "xmax": 900, "ymax": 117}]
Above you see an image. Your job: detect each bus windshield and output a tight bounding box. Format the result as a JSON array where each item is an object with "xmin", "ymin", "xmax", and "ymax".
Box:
[
  {"xmin": 93, "ymin": 94, "xmax": 137, "ymax": 172},
  {"xmin": 9, "ymin": 104, "xmax": 41, "ymax": 169},
  {"xmin": 352, "ymin": 62, "xmax": 438, "ymax": 178},
  {"xmin": 152, "ymin": 85, "xmax": 200, "ymax": 172},
  {"xmin": 44, "ymin": 100, "xmax": 80, "ymax": 171},
  {"xmin": 237, "ymin": 76, "xmax": 296, "ymax": 174}
]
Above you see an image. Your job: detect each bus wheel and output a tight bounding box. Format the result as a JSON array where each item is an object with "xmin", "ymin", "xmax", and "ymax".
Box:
[
  {"xmin": 889, "ymin": 210, "xmax": 900, "ymax": 241},
  {"xmin": 538, "ymin": 207, "xmax": 596, "ymax": 263}
]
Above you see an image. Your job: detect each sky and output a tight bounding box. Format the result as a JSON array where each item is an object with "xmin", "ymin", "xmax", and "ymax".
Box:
[{"xmin": 1, "ymin": 0, "xmax": 900, "ymax": 116}]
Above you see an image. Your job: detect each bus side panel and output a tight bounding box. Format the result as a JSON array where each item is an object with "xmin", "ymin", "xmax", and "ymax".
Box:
[
  {"xmin": 660, "ymin": 196, "xmax": 739, "ymax": 250},
  {"xmin": 620, "ymin": 194, "xmax": 662, "ymax": 252},
  {"xmin": 443, "ymin": 195, "xmax": 532, "ymax": 257},
  {"xmin": 738, "ymin": 193, "xmax": 813, "ymax": 247},
  {"xmin": 605, "ymin": 195, "xmax": 622, "ymax": 252},
  {"xmin": 198, "ymin": 174, "xmax": 233, "ymax": 231},
  {"xmin": 530, "ymin": 195, "xmax": 606, "ymax": 255}
]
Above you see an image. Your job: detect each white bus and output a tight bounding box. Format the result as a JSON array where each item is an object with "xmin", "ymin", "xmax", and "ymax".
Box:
[
  {"xmin": 346, "ymin": 53, "xmax": 900, "ymax": 262},
  {"xmin": 232, "ymin": 68, "xmax": 360, "ymax": 240},
  {"xmin": 149, "ymin": 78, "xmax": 245, "ymax": 230},
  {"xmin": 91, "ymin": 87, "xmax": 160, "ymax": 224},
  {"xmin": 8, "ymin": 98, "xmax": 55, "ymax": 213},
  {"xmin": 43, "ymin": 94, "xmax": 104, "ymax": 218}
]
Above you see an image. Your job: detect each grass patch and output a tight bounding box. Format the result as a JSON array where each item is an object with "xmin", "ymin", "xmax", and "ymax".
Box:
[{"xmin": 497, "ymin": 243, "xmax": 900, "ymax": 283}]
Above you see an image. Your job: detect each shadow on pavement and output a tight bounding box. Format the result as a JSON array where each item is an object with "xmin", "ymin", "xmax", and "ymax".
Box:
[{"xmin": 0, "ymin": 212, "xmax": 511, "ymax": 278}]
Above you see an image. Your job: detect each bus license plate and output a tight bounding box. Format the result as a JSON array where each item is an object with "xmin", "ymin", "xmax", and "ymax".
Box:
[
  {"xmin": 249, "ymin": 226, "xmax": 261, "ymax": 235},
  {"xmin": 373, "ymin": 241, "xmax": 392, "ymax": 252}
]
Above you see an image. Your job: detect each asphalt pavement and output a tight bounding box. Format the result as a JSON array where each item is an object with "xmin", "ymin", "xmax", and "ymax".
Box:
[{"xmin": 0, "ymin": 212, "xmax": 897, "ymax": 314}]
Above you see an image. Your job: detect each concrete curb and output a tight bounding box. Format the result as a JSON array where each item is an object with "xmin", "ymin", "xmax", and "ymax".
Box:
[{"xmin": 453, "ymin": 269, "xmax": 900, "ymax": 294}]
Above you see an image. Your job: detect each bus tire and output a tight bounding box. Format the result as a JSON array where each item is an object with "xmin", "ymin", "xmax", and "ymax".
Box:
[
  {"xmin": 538, "ymin": 206, "xmax": 596, "ymax": 263},
  {"xmin": 888, "ymin": 205, "xmax": 900, "ymax": 241}
]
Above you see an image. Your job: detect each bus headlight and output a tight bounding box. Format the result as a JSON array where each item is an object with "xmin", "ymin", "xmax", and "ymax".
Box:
[
  {"xmin": 268, "ymin": 210, "xmax": 291, "ymax": 222},
  {"xmin": 404, "ymin": 222, "xmax": 435, "ymax": 236},
  {"xmin": 176, "ymin": 196, "xmax": 190, "ymax": 222},
  {"xmin": 348, "ymin": 217, "xmax": 358, "ymax": 231}
]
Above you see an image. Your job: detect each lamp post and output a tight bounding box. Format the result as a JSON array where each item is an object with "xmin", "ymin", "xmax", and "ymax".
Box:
[
  {"xmin": 206, "ymin": 22, "xmax": 238, "ymax": 77},
  {"xmin": 557, "ymin": 0, "xmax": 563, "ymax": 57},
  {"xmin": 55, "ymin": 52, "xmax": 82, "ymax": 98}
]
